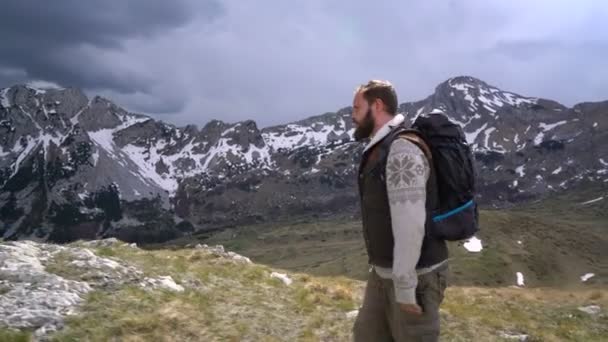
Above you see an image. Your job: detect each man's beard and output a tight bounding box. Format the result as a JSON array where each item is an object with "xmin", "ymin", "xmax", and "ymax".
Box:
[{"xmin": 353, "ymin": 108, "xmax": 375, "ymax": 142}]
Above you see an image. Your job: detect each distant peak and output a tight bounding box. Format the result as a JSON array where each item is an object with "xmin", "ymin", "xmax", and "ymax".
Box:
[
  {"xmin": 447, "ymin": 75, "xmax": 485, "ymax": 84},
  {"xmin": 441, "ymin": 76, "xmax": 492, "ymax": 90}
]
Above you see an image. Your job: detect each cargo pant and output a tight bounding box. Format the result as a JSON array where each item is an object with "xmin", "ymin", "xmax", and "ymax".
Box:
[{"xmin": 353, "ymin": 264, "xmax": 448, "ymax": 342}]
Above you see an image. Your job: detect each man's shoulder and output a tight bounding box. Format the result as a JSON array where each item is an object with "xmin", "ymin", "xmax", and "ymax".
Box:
[{"xmin": 388, "ymin": 135, "xmax": 428, "ymax": 158}]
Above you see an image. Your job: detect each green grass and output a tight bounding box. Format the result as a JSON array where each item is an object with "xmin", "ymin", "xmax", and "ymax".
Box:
[
  {"xmin": 44, "ymin": 250, "xmax": 88, "ymax": 281},
  {"xmin": 5, "ymin": 184, "xmax": 607, "ymax": 340},
  {"xmin": 188, "ymin": 187, "xmax": 607, "ymax": 289},
  {"xmin": 0, "ymin": 285, "xmax": 10, "ymax": 295},
  {"xmin": 440, "ymin": 287, "xmax": 608, "ymax": 342},
  {"xmin": 51, "ymin": 286, "xmax": 215, "ymax": 342},
  {"xmin": 2, "ymin": 236, "xmax": 606, "ymax": 341},
  {"xmin": 0, "ymin": 328, "xmax": 31, "ymax": 342},
  {"xmin": 47, "ymin": 243, "xmax": 360, "ymax": 341}
]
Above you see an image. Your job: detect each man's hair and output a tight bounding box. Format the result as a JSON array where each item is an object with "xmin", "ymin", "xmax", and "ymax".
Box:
[{"xmin": 355, "ymin": 80, "xmax": 398, "ymax": 115}]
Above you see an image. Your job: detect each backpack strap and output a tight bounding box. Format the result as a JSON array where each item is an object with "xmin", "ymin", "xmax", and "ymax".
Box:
[
  {"xmin": 394, "ymin": 129, "xmax": 441, "ymax": 228},
  {"xmin": 398, "ymin": 132, "xmax": 432, "ymax": 162}
]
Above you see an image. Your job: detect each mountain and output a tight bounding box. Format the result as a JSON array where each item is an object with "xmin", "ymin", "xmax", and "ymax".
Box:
[{"xmin": 1, "ymin": 76, "xmax": 607, "ymax": 243}]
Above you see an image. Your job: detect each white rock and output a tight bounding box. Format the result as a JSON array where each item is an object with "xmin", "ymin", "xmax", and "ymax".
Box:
[
  {"xmin": 270, "ymin": 272, "xmax": 293, "ymax": 286},
  {"xmin": 141, "ymin": 276, "xmax": 184, "ymax": 292},
  {"xmin": 212, "ymin": 245, "xmax": 225, "ymax": 254},
  {"xmin": 227, "ymin": 251, "xmax": 252, "ymax": 264},
  {"xmin": 499, "ymin": 331, "xmax": 529, "ymax": 341},
  {"xmin": 0, "ymin": 241, "xmax": 93, "ymax": 335},
  {"xmin": 578, "ymin": 305, "xmax": 601, "ymax": 315}
]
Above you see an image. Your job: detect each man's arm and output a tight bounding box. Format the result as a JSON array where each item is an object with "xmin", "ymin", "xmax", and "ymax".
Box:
[{"xmin": 385, "ymin": 137, "xmax": 430, "ymax": 306}]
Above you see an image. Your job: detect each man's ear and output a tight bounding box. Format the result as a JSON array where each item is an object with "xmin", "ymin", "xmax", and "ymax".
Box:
[{"xmin": 374, "ymin": 98, "xmax": 385, "ymax": 112}]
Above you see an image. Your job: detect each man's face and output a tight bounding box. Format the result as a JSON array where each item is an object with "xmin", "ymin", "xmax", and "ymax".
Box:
[{"xmin": 352, "ymin": 92, "xmax": 375, "ymax": 142}]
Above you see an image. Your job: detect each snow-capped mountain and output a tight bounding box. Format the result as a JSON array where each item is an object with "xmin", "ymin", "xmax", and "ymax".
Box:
[{"xmin": 1, "ymin": 77, "xmax": 606, "ymax": 242}]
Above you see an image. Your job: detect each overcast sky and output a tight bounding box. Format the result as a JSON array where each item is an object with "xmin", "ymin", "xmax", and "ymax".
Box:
[{"xmin": 1, "ymin": 1, "xmax": 607, "ymax": 128}]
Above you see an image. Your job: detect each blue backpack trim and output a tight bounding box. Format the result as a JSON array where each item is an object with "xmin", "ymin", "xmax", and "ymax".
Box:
[{"xmin": 432, "ymin": 200, "xmax": 475, "ymax": 223}]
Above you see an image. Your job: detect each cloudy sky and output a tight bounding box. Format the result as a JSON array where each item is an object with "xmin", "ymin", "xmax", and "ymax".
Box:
[{"xmin": 1, "ymin": 1, "xmax": 607, "ymax": 128}]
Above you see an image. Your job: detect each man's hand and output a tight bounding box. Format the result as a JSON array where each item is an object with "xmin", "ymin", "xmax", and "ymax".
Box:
[{"xmin": 400, "ymin": 303, "xmax": 423, "ymax": 315}]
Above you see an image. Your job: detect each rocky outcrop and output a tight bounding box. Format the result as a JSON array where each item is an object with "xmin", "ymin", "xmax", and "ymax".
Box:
[
  {"xmin": 0, "ymin": 238, "xmax": 258, "ymax": 339},
  {"xmin": 0, "ymin": 239, "xmax": 151, "ymax": 338}
]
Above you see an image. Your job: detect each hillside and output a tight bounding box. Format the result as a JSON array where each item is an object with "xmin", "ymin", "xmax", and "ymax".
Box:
[
  {"xmin": 170, "ymin": 182, "xmax": 607, "ymax": 289},
  {"xmin": 1, "ymin": 239, "xmax": 606, "ymax": 341},
  {"xmin": 1, "ymin": 76, "xmax": 607, "ymax": 243}
]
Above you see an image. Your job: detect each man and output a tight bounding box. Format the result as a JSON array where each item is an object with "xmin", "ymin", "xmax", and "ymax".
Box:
[{"xmin": 352, "ymin": 80, "xmax": 449, "ymax": 341}]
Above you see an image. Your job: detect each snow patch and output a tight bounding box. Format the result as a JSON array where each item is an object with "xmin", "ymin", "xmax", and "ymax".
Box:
[
  {"xmin": 0, "ymin": 88, "xmax": 10, "ymax": 107},
  {"xmin": 122, "ymin": 144, "xmax": 179, "ymax": 193},
  {"xmin": 539, "ymin": 121, "xmax": 567, "ymax": 132},
  {"xmin": 88, "ymin": 129, "xmax": 117, "ymax": 158},
  {"xmin": 581, "ymin": 273, "xmax": 595, "ymax": 282},
  {"xmin": 503, "ymin": 92, "xmax": 537, "ymax": 106},
  {"xmin": 463, "ymin": 236, "xmax": 483, "ymax": 252},
  {"xmin": 552, "ymin": 167, "xmax": 562, "ymax": 175},
  {"xmin": 516, "ymin": 272, "xmax": 525, "ymax": 287},
  {"xmin": 464, "ymin": 94, "xmax": 475, "ymax": 105},
  {"xmin": 70, "ymin": 102, "xmax": 91, "ymax": 125},
  {"xmin": 262, "ymin": 121, "xmax": 351, "ymax": 151},
  {"xmin": 91, "ymin": 150, "xmax": 99, "ymax": 166},
  {"xmin": 515, "ymin": 165, "xmax": 525, "ymax": 177},
  {"xmin": 580, "ymin": 197, "xmax": 604, "ymax": 205},
  {"xmin": 11, "ymin": 136, "xmax": 38, "ymax": 177},
  {"xmin": 534, "ymin": 131, "xmax": 544, "ymax": 146},
  {"xmin": 464, "ymin": 123, "xmax": 488, "ymax": 144},
  {"xmin": 483, "ymin": 127, "xmax": 496, "ymax": 150}
]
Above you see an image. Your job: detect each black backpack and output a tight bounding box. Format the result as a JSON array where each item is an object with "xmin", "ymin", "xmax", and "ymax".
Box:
[{"xmin": 386, "ymin": 113, "xmax": 479, "ymax": 241}]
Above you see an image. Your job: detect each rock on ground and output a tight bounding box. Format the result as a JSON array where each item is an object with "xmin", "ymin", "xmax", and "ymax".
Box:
[{"xmin": 0, "ymin": 239, "xmax": 184, "ymax": 339}]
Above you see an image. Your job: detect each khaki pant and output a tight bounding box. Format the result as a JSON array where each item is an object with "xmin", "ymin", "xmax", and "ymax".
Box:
[{"xmin": 353, "ymin": 264, "xmax": 448, "ymax": 342}]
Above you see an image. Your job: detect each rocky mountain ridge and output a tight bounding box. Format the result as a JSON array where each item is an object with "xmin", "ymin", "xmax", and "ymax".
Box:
[{"xmin": 0, "ymin": 76, "xmax": 606, "ymax": 242}]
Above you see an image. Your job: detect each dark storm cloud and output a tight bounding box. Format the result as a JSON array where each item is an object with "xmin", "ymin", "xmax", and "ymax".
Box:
[
  {"xmin": 0, "ymin": 0, "xmax": 222, "ymax": 97},
  {"xmin": 1, "ymin": 1, "xmax": 607, "ymax": 127}
]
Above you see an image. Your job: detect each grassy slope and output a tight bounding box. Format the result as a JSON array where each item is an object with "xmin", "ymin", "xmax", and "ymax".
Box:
[
  {"xmin": 31, "ymin": 243, "xmax": 608, "ymax": 341},
  {"xmin": 3, "ymin": 184, "xmax": 606, "ymax": 341},
  {"xmin": 185, "ymin": 184, "xmax": 607, "ymax": 289},
  {"xmin": 0, "ymin": 238, "xmax": 604, "ymax": 341},
  {"xmin": 48, "ymin": 243, "xmax": 361, "ymax": 342}
]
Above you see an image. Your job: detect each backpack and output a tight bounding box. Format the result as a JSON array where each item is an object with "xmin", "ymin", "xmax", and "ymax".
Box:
[{"xmin": 386, "ymin": 112, "xmax": 479, "ymax": 241}]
